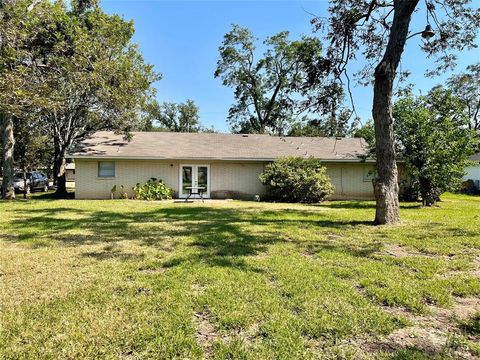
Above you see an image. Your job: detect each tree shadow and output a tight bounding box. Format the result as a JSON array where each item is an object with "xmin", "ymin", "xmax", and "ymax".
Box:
[{"xmin": 1, "ymin": 203, "xmax": 416, "ymax": 272}]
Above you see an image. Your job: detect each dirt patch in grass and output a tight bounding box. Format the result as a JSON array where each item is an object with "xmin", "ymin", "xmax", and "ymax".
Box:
[
  {"xmin": 362, "ymin": 297, "xmax": 480, "ymax": 358},
  {"xmin": 382, "ymin": 244, "xmax": 435, "ymax": 258},
  {"xmin": 193, "ymin": 310, "xmax": 218, "ymax": 356}
]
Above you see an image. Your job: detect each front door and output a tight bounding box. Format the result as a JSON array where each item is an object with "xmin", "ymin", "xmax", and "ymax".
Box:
[{"xmin": 179, "ymin": 164, "xmax": 210, "ymax": 198}]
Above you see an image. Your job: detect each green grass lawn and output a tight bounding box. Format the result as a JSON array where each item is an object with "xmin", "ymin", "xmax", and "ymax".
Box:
[{"xmin": 1, "ymin": 194, "xmax": 479, "ymax": 359}]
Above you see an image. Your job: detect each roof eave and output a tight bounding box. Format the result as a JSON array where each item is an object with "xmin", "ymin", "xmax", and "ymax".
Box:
[{"xmin": 69, "ymin": 154, "xmax": 378, "ymax": 163}]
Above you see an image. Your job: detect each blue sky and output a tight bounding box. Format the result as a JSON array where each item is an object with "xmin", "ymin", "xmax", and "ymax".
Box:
[{"xmin": 101, "ymin": 0, "xmax": 479, "ymax": 132}]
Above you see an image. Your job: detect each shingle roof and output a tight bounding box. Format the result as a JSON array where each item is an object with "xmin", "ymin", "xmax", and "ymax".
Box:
[{"xmin": 70, "ymin": 131, "xmax": 370, "ymax": 162}]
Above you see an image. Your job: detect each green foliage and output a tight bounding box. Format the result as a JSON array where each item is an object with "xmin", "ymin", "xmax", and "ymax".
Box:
[
  {"xmin": 215, "ymin": 25, "xmax": 341, "ymax": 135},
  {"xmin": 149, "ymin": 99, "xmax": 202, "ymax": 132},
  {"xmin": 133, "ymin": 178, "xmax": 173, "ymax": 201},
  {"xmin": 259, "ymin": 157, "xmax": 334, "ymax": 203},
  {"xmin": 394, "ymin": 87, "xmax": 478, "ymax": 206},
  {"xmin": 447, "ymin": 62, "xmax": 480, "ymax": 132},
  {"xmin": 13, "ymin": 118, "xmax": 53, "ymax": 173},
  {"xmin": 353, "ymin": 120, "xmax": 375, "ymax": 147},
  {"xmin": 0, "ymin": 0, "xmax": 160, "ymax": 196},
  {"xmin": 288, "ymin": 110, "xmax": 358, "ymax": 138}
]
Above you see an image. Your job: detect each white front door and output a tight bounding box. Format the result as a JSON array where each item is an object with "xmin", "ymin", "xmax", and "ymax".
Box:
[{"xmin": 179, "ymin": 164, "xmax": 210, "ymax": 198}]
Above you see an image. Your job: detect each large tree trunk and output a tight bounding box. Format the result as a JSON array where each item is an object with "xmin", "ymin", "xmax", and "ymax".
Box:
[
  {"xmin": 1, "ymin": 113, "xmax": 15, "ymax": 200},
  {"xmin": 372, "ymin": 0, "xmax": 419, "ymax": 225},
  {"xmin": 52, "ymin": 137, "xmax": 60, "ymax": 185},
  {"xmin": 54, "ymin": 146, "xmax": 68, "ymax": 197}
]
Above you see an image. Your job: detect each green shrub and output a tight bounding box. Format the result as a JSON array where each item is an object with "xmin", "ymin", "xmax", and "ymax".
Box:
[
  {"xmin": 259, "ymin": 157, "xmax": 334, "ymax": 203},
  {"xmin": 133, "ymin": 178, "xmax": 173, "ymax": 200}
]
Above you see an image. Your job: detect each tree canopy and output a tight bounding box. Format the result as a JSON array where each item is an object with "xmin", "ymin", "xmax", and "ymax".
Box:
[
  {"xmin": 394, "ymin": 87, "xmax": 478, "ymax": 206},
  {"xmin": 447, "ymin": 62, "xmax": 480, "ymax": 132},
  {"xmin": 0, "ymin": 0, "xmax": 160, "ymax": 197},
  {"xmin": 151, "ymin": 100, "xmax": 202, "ymax": 133},
  {"xmin": 215, "ymin": 25, "xmax": 341, "ymax": 135}
]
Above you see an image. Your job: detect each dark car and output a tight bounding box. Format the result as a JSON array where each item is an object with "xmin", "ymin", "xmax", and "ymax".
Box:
[{"xmin": 14, "ymin": 171, "xmax": 49, "ymax": 193}]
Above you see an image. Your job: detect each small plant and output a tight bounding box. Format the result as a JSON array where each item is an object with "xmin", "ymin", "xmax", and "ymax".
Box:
[
  {"xmin": 110, "ymin": 185, "xmax": 117, "ymax": 200},
  {"xmin": 259, "ymin": 157, "xmax": 334, "ymax": 203},
  {"xmin": 133, "ymin": 178, "xmax": 173, "ymax": 201},
  {"xmin": 119, "ymin": 185, "xmax": 129, "ymax": 199}
]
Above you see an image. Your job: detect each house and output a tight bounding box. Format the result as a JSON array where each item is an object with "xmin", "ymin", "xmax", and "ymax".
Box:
[
  {"xmin": 463, "ymin": 153, "xmax": 480, "ymax": 190},
  {"xmin": 70, "ymin": 131, "xmax": 381, "ymax": 200},
  {"xmin": 65, "ymin": 163, "xmax": 75, "ymax": 181}
]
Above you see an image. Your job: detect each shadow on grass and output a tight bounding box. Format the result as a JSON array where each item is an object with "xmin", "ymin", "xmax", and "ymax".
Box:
[
  {"xmin": 4, "ymin": 204, "xmax": 380, "ymax": 270},
  {"xmin": 7, "ymin": 201, "xmax": 465, "ymax": 272},
  {"xmin": 318, "ymin": 201, "xmax": 422, "ymax": 210}
]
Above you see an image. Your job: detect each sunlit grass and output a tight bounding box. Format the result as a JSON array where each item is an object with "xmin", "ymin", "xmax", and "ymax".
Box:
[{"xmin": 0, "ymin": 193, "xmax": 479, "ymax": 358}]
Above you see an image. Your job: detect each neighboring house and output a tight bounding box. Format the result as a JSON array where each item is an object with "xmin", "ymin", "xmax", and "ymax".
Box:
[
  {"xmin": 70, "ymin": 131, "xmax": 385, "ymax": 200},
  {"xmin": 463, "ymin": 153, "xmax": 480, "ymax": 190},
  {"xmin": 65, "ymin": 163, "xmax": 75, "ymax": 181}
]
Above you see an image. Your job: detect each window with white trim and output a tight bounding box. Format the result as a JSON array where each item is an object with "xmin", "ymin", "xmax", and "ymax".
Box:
[{"xmin": 98, "ymin": 161, "xmax": 115, "ymax": 178}]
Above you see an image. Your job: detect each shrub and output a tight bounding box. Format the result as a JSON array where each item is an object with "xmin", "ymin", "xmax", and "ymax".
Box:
[
  {"xmin": 133, "ymin": 178, "xmax": 173, "ymax": 200},
  {"xmin": 259, "ymin": 157, "xmax": 334, "ymax": 203},
  {"xmin": 399, "ymin": 177, "xmax": 420, "ymax": 202}
]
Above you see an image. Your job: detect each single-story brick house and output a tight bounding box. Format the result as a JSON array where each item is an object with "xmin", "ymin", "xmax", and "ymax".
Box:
[{"xmin": 70, "ymin": 131, "xmax": 381, "ymax": 200}]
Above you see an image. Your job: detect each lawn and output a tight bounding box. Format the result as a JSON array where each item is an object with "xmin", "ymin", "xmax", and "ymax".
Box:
[{"xmin": 1, "ymin": 194, "xmax": 479, "ymax": 359}]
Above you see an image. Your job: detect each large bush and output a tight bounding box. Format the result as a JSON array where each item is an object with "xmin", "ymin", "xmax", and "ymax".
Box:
[
  {"xmin": 259, "ymin": 157, "xmax": 334, "ymax": 203},
  {"xmin": 133, "ymin": 178, "xmax": 173, "ymax": 200}
]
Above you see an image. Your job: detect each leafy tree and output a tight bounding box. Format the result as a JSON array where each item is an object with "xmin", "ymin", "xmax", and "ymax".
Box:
[
  {"xmin": 288, "ymin": 108, "xmax": 357, "ymax": 137},
  {"xmin": 153, "ymin": 100, "xmax": 201, "ymax": 132},
  {"xmin": 313, "ymin": 0, "xmax": 480, "ymax": 224},
  {"xmin": 35, "ymin": 2, "xmax": 159, "ymax": 196},
  {"xmin": 0, "ymin": 0, "xmax": 46, "ymax": 199},
  {"xmin": 1, "ymin": 1, "xmax": 159, "ymax": 198},
  {"xmin": 215, "ymin": 25, "xmax": 338, "ymax": 135},
  {"xmin": 447, "ymin": 63, "xmax": 480, "ymax": 132},
  {"xmin": 394, "ymin": 88, "xmax": 478, "ymax": 206},
  {"xmin": 260, "ymin": 157, "xmax": 334, "ymax": 203},
  {"xmin": 354, "ymin": 120, "xmax": 375, "ymax": 147}
]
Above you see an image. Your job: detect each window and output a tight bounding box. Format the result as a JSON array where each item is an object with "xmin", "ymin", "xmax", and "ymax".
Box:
[{"xmin": 98, "ymin": 161, "xmax": 115, "ymax": 178}]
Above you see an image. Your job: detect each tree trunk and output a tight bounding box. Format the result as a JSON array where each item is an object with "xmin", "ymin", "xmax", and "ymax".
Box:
[
  {"xmin": 54, "ymin": 147, "xmax": 68, "ymax": 197},
  {"xmin": 1, "ymin": 113, "xmax": 15, "ymax": 200},
  {"xmin": 372, "ymin": 0, "xmax": 419, "ymax": 225},
  {"xmin": 52, "ymin": 138, "xmax": 60, "ymax": 185}
]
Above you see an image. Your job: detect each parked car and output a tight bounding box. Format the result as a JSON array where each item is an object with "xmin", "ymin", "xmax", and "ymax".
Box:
[{"xmin": 13, "ymin": 171, "xmax": 49, "ymax": 193}]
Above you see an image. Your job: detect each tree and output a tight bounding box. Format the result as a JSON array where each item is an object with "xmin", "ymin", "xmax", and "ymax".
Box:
[
  {"xmin": 34, "ymin": 2, "xmax": 159, "ymax": 196},
  {"xmin": 153, "ymin": 99, "xmax": 201, "ymax": 132},
  {"xmin": 353, "ymin": 120, "xmax": 375, "ymax": 147},
  {"xmin": 447, "ymin": 63, "xmax": 480, "ymax": 132},
  {"xmin": 314, "ymin": 1, "xmax": 480, "ymax": 224},
  {"xmin": 394, "ymin": 88, "xmax": 478, "ymax": 206},
  {"xmin": 288, "ymin": 108, "xmax": 357, "ymax": 137},
  {"xmin": 215, "ymin": 25, "xmax": 337, "ymax": 135},
  {"xmin": 0, "ymin": 0, "xmax": 49, "ymax": 199}
]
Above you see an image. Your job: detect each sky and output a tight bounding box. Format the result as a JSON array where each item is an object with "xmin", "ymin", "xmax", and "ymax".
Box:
[{"xmin": 101, "ymin": 0, "xmax": 480, "ymax": 132}]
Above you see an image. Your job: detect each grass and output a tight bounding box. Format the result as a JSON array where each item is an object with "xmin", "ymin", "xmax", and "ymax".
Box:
[{"xmin": 0, "ymin": 193, "xmax": 479, "ymax": 359}]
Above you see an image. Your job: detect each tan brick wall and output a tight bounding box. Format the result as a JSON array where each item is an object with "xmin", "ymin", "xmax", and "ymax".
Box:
[
  {"xmin": 325, "ymin": 163, "xmax": 375, "ymax": 200},
  {"xmin": 75, "ymin": 159, "xmax": 268, "ymax": 199},
  {"xmin": 75, "ymin": 160, "xmax": 179, "ymax": 199},
  {"xmin": 75, "ymin": 159, "xmax": 376, "ymax": 200},
  {"xmin": 210, "ymin": 162, "xmax": 266, "ymax": 198}
]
